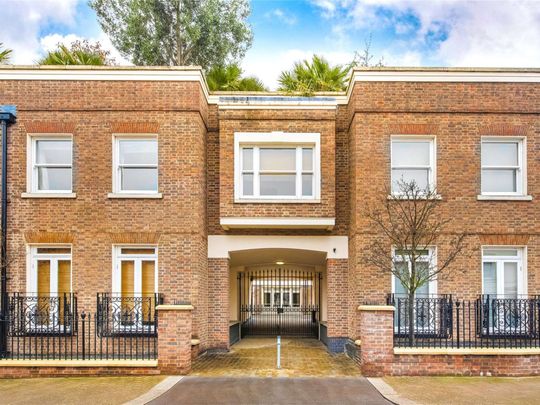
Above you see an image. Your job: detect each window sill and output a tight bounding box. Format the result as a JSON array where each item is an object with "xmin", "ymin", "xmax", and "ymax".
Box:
[
  {"xmin": 477, "ymin": 195, "xmax": 533, "ymax": 201},
  {"xmin": 387, "ymin": 194, "xmax": 442, "ymax": 201},
  {"xmin": 107, "ymin": 193, "xmax": 163, "ymax": 199},
  {"xmin": 21, "ymin": 192, "xmax": 76, "ymax": 199},
  {"xmin": 234, "ymin": 198, "xmax": 321, "ymax": 204}
]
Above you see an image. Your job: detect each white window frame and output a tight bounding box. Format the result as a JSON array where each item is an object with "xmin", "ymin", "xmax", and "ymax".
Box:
[
  {"xmin": 391, "ymin": 247, "xmax": 438, "ymax": 296},
  {"xmin": 27, "ymin": 134, "xmax": 73, "ymax": 194},
  {"xmin": 480, "ymin": 137, "xmax": 526, "ymax": 196},
  {"xmin": 112, "ymin": 134, "xmax": 159, "ymax": 195},
  {"xmin": 111, "ymin": 245, "xmax": 159, "ymax": 297},
  {"xmin": 481, "ymin": 246, "xmax": 526, "ymax": 297},
  {"xmin": 234, "ymin": 132, "xmax": 321, "ymax": 202},
  {"xmin": 390, "ymin": 136, "xmax": 436, "ymax": 194}
]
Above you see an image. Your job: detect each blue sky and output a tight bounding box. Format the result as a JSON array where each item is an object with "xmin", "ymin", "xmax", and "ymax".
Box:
[{"xmin": 2, "ymin": 0, "xmax": 540, "ymax": 89}]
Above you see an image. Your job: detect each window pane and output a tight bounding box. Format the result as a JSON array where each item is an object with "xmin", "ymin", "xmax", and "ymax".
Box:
[
  {"xmin": 242, "ymin": 174, "xmax": 253, "ymax": 196},
  {"xmin": 302, "ymin": 174, "xmax": 313, "ymax": 196},
  {"xmin": 119, "ymin": 140, "xmax": 158, "ymax": 165},
  {"xmin": 242, "ymin": 148, "xmax": 253, "ymax": 171},
  {"xmin": 503, "ymin": 262, "xmax": 518, "ymax": 298},
  {"xmin": 37, "ymin": 247, "xmax": 71, "ymax": 255},
  {"xmin": 36, "ymin": 140, "xmax": 72, "ymax": 165},
  {"xmin": 415, "ymin": 262, "xmax": 430, "ymax": 296},
  {"xmin": 259, "ymin": 148, "xmax": 295, "ymax": 171},
  {"xmin": 302, "ymin": 148, "xmax": 313, "ymax": 171},
  {"xmin": 395, "ymin": 249, "xmax": 430, "ymax": 256},
  {"xmin": 264, "ymin": 292, "xmax": 271, "ymax": 306},
  {"xmin": 121, "ymin": 167, "xmax": 158, "ymax": 191},
  {"xmin": 292, "ymin": 292, "xmax": 300, "ymax": 306},
  {"xmin": 392, "ymin": 141, "xmax": 430, "ymax": 166},
  {"xmin": 394, "ymin": 274, "xmax": 407, "ymax": 296},
  {"xmin": 483, "ymin": 249, "xmax": 518, "ymax": 257},
  {"xmin": 391, "ymin": 168, "xmax": 429, "ymax": 191},
  {"xmin": 482, "ymin": 142, "xmax": 518, "ymax": 167},
  {"xmin": 38, "ymin": 167, "xmax": 71, "ymax": 191},
  {"xmin": 483, "ymin": 262, "xmax": 497, "ymax": 295},
  {"xmin": 481, "ymin": 169, "xmax": 516, "ymax": 193},
  {"xmin": 120, "ymin": 248, "xmax": 156, "ymax": 255},
  {"xmin": 260, "ymin": 174, "xmax": 296, "ymax": 196}
]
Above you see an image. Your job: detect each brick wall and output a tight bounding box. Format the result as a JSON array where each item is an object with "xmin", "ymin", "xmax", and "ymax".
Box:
[
  {"xmin": 207, "ymin": 258, "xmax": 229, "ymax": 350},
  {"xmin": 157, "ymin": 306, "xmax": 192, "ymax": 374}
]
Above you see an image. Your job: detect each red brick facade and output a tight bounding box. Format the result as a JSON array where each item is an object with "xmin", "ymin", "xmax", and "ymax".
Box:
[{"xmin": 1, "ymin": 67, "xmax": 539, "ymax": 376}]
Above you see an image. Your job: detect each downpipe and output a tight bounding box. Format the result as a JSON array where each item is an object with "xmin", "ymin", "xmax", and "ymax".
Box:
[{"xmin": 0, "ymin": 106, "xmax": 16, "ymax": 357}]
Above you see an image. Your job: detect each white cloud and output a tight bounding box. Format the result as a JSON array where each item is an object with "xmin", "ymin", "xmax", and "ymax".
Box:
[
  {"xmin": 0, "ymin": 0, "xmax": 78, "ymax": 64},
  {"xmin": 310, "ymin": 0, "xmax": 540, "ymax": 68},
  {"xmin": 265, "ymin": 9, "xmax": 297, "ymax": 26}
]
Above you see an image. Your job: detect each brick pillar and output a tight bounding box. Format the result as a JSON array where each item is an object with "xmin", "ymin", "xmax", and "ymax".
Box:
[
  {"xmin": 358, "ymin": 305, "xmax": 394, "ymax": 376},
  {"xmin": 326, "ymin": 258, "xmax": 349, "ymax": 352},
  {"xmin": 208, "ymin": 258, "xmax": 229, "ymax": 351},
  {"xmin": 157, "ymin": 304, "xmax": 193, "ymax": 374}
]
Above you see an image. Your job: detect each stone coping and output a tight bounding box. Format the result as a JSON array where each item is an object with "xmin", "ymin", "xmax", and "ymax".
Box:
[
  {"xmin": 156, "ymin": 304, "xmax": 194, "ymax": 311},
  {"xmin": 191, "ymin": 339, "xmax": 201, "ymax": 346},
  {"xmin": 357, "ymin": 305, "xmax": 395, "ymax": 312},
  {"xmin": 0, "ymin": 359, "xmax": 158, "ymax": 367},
  {"xmin": 394, "ymin": 347, "xmax": 540, "ymax": 356}
]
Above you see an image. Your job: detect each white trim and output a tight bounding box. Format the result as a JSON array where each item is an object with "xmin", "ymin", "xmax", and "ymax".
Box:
[
  {"xmin": 390, "ymin": 135, "xmax": 436, "ymax": 193},
  {"xmin": 234, "ymin": 132, "xmax": 321, "ymax": 202},
  {"xmin": 207, "ymin": 235, "xmax": 348, "ymax": 259},
  {"xmin": 220, "ymin": 217, "xmax": 335, "ymax": 230},
  {"xmin": 352, "ymin": 70, "xmax": 540, "ymax": 83},
  {"xmin": 26, "ymin": 244, "xmax": 73, "ymax": 296},
  {"xmin": 477, "ymin": 195, "xmax": 532, "ymax": 201},
  {"xmin": 107, "ymin": 193, "xmax": 162, "ymax": 199},
  {"xmin": 112, "ymin": 134, "xmax": 159, "ymax": 195},
  {"xmin": 480, "ymin": 136, "xmax": 527, "ymax": 197},
  {"xmin": 21, "ymin": 193, "xmax": 76, "ymax": 198},
  {"xmin": 27, "ymin": 134, "xmax": 73, "ymax": 194}
]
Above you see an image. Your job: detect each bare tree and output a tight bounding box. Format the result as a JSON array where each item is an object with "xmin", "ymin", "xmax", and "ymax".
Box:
[
  {"xmin": 350, "ymin": 34, "xmax": 384, "ymax": 68},
  {"xmin": 363, "ymin": 180, "xmax": 468, "ymax": 345}
]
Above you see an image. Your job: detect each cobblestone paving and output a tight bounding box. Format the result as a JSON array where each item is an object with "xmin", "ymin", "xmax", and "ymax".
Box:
[{"xmin": 191, "ymin": 338, "xmax": 361, "ymax": 377}]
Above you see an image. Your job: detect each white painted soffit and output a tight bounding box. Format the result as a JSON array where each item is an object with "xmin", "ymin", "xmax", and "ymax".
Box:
[
  {"xmin": 220, "ymin": 217, "xmax": 335, "ymax": 231},
  {"xmin": 208, "ymin": 235, "xmax": 348, "ymax": 259}
]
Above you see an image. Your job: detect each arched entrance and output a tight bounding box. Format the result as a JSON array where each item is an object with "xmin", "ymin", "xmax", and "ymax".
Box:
[{"xmin": 229, "ymin": 248, "xmax": 327, "ymax": 340}]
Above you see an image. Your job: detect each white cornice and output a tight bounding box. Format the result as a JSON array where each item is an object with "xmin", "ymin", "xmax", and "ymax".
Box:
[
  {"xmin": 352, "ymin": 70, "xmax": 540, "ymax": 83},
  {"xmin": 220, "ymin": 217, "xmax": 335, "ymax": 230}
]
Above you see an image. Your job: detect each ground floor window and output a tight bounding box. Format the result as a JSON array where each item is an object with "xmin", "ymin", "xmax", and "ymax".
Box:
[
  {"xmin": 262, "ymin": 288, "xmax": 301, "ymax": 307},
  {"xmin": 27, "ymin": 245, "xmax": 72, "ymax": 329},
  {"xmin": 482, "ymin": 247, "xmax": 525, "ymax": 297},
  {"xmin": 392, "ymin": 248, "xmax": 437, "ymax": 296},
  {"xmin": 112, "ymin": 246, "xmax": 158, "ymax": 325}
]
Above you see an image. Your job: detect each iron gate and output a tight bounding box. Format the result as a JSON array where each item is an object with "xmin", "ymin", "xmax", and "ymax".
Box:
[{"xmin": 239, "ymin": 268, "xmax": 322, "ymax": 338}]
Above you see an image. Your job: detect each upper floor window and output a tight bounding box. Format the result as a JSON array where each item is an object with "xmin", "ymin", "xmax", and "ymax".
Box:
[
  {"xmin": 29, "ymin": 137, "xmax": 72, "ymax": 193},
  {"xmin": 113, "ymin": 136, "xmax": 158, "ymax": 194},
  {"xmin": 481, "ymin": 138, "xmax": 525, "ymax": 196},
  {"xmin": 235, "ymin": 132, "xmax": 320, "ymax": 202},
  {"xmin": 391, "ymin": 137, "xmax": 435, "ymax": 193}
]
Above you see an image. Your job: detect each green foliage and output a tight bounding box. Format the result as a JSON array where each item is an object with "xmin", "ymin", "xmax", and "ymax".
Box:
[
  {"xmin": 277, "ymin": 55, "xmax": 349, "ymax": 95},
  {"xmin": 90, "ymin": 0, "xmax": 253, "ymax": 70},
  {"xmin": 206, "ymin": 64, "xmax": 266, "ymax": 91},
  {"xmin": 38, "ymin": 41, "xmax": 115, "ymax": 65},
  {"xmin": 0, "ymin": 43, "xmax": 12, "ymax": 64}
]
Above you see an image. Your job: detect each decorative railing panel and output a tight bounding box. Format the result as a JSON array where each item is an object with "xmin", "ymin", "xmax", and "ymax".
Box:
[
  {"xmin": 96, "ymin": 293, "xmax": 163, "ymax": 336},
  {"xmin": 390, "ymin": 295, "xmax": 540, "ymax": 349}
]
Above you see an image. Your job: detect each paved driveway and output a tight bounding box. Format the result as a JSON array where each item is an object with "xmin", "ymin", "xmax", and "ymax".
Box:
[{"xmin": 149, "ymin": 377, "xmax": 392, "ymax": 405}]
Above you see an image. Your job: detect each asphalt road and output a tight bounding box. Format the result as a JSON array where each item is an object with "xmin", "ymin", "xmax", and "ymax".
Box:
[{"xmin": 149, "ymin": 376, "xmax": 392, "ymax": 405}]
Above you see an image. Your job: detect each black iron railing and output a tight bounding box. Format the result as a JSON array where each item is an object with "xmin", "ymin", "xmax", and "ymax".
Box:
[
  {"xmin": 96, "ymin": 293, "xmax": 163, "ymax": 336},
  {"xmin": 387, "ymin": 294, "xmax": 453, "ymax": 338},
  {"xmin": 390, "ymin": 295, "xmax": 540, "ymax": 348},
  {"xmin": 7, "ymin": 293, "xmax": 77, "ymax": 335}
]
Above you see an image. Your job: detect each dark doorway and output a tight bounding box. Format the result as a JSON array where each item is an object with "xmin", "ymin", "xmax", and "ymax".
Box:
[{"xmin": 238, "ymin": 268, "xmax": 322, "ymax": 338}]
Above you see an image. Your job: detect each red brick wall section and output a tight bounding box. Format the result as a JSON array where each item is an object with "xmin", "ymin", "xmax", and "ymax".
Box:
[
  {"xmin": 208, "ymin": 258, "xmax": 230, "ymax": 350},
  {"xmin": 358, "ymin": 306, "xmax": 395, "ymax": 376},
  {"xmin": 0, "ymin": 367, "xmax": 160, "ymax": 378},
  {"xmin": 326, "ymin": 259, "xmax": 349, "ymax": 338},
  {"xmin": 157, "ymin": 306, "xmax": 193, "ymax": 374}
]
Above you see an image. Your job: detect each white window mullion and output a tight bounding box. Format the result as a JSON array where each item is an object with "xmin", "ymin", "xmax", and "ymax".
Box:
[
  {"xmin": 134, "ymin": 259, "xmax": 142, "ymax": 299},
  {"xmin": 295, "ymin": 147, "xmax": 302, "ymax": 198},
  {"xmin": 253, "ymin": 146, "xmax": 260, "ymax": 198}
]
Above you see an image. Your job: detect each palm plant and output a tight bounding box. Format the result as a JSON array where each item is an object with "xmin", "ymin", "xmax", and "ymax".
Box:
[
  {"xmin": 278, "ymin": 55, "xmax": 349, "ymax": 95},
  {"xmin": 206, "ymin": 64, "xmax": 267, "ymax": 91},
  {"xmin": 0, "ymin": 43, "xmax": 13, "ymax": 64},
  {"xmin": 38, "ymin": 41, "xmax": 115, "ymax": 65}
]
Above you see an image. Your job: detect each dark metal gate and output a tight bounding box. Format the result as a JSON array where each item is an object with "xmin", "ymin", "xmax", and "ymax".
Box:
[{"xmin": 239, "ymin": 268, "xmax": 321, "ymax": 338}]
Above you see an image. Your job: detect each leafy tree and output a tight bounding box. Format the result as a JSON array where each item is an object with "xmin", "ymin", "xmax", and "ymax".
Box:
[
  {"xmin": 206, "ymin": 63, "xmax": 266, "ymax": 91},
  {"xmin": 278, "ymin": 55, "xmax": 349, "ymax": 95},
  {"xmin": 363, "ymin": 180, "xmax": 468, "ymax": 345},
  {"xmin": 90, "ymin": 0, "xmax": 253, "ymax": 70},
  {"xmin": 0, "ymin": 43, "xmax": 12, "ymax": 64},
  {"xmin": 38, "ymin": 40, "xmax": 116, "ymax": 65}
]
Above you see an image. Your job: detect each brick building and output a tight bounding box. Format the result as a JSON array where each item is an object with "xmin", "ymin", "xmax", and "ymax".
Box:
[{"xmin": 0, "ymin": 66, "xmax": 539, "ymax": 371}]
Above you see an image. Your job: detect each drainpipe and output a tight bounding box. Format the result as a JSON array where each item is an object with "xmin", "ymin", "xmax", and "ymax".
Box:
[{"xmin": 0, "ymin": 105, "xmax": 16, "ymax": 356}]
